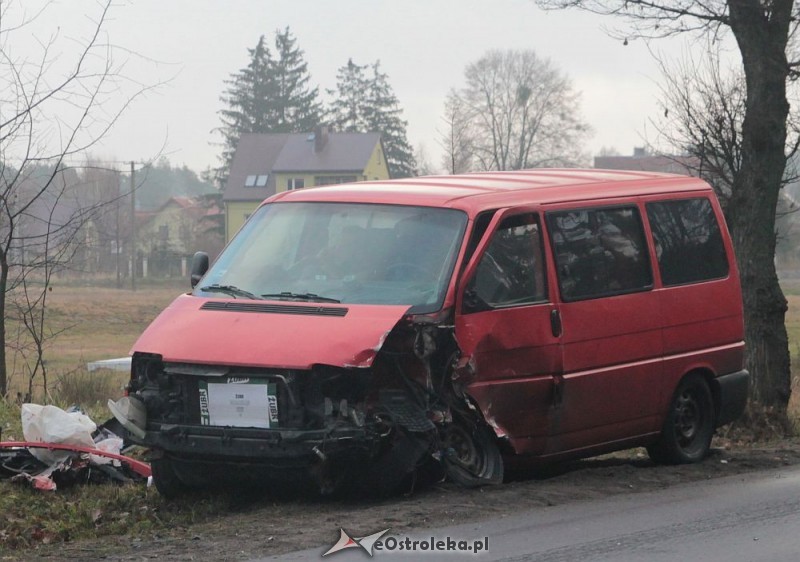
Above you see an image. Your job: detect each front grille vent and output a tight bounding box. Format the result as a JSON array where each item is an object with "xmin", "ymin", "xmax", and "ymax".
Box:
[{"xmin": 200, "ymin": 301, "xmax": 348, "ymax": 317}]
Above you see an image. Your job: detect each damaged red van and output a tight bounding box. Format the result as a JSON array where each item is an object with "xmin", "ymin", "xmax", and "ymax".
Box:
[{"xmin": 113, "ymin": 169, "xmax": 749, "ymax": 496}]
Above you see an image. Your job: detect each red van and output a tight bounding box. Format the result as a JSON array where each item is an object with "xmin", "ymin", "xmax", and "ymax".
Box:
[{"xmin": 113, "ymin": 169, "xmax": 749, "ymax": 496}]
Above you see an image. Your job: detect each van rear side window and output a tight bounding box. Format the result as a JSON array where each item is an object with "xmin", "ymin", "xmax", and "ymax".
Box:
[
  {"xmin": 646, "ymin": 198, "xmax": 729, "ymax": 286},
  {"xmin": 547, "ymin": 206, "xmax": 652, "ymax": 301}
]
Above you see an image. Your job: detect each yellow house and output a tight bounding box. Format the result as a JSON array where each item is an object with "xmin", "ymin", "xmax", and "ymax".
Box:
[
  {"xmin": 135, "ymin": 196, "xmax": 225, "ymax": 275},
  {"xmin": 137, "ymin": 197, "xmax": 199, "ymax": 256},
  {"xmin": 223, "ymin": 127, "xmax": 390, "ymax": 241}
]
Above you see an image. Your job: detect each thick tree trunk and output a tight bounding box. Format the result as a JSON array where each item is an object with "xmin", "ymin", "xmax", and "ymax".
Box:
[
  {"xmin": 0, "ymin": 256, "xmax": 7, "ymax": 398},
  {"xmin": 728, "ymin": 0, "xmax": 793, "ymax": 417}
]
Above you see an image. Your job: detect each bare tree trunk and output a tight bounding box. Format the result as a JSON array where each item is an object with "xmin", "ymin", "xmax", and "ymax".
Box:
[
  {"xmin": 728, "ymin": 0, "xmax": 792, "ymax": 418},
  {"xmin": 0, "ymin": 254, "xmax": 7, "ymax": 397}
]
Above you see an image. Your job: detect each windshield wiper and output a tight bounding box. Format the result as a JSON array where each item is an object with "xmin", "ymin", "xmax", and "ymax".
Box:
[
  {"xmin": 260, "ymin": 291, "xmax": 341, "ymax": 303},
  {"xmin": 199, "ymin": 284, "xmax": 260, "ymax": 300}
]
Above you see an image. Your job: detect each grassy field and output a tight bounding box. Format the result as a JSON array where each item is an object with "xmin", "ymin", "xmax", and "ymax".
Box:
[
  {"xmin": 4, "ymin": 279, "xmax": 187, "ymax": 407},
  {"xmin": 0, "ymin": 280, "xmax": 798, "ymax": 551},
  {"xmin": 0, "ymin": 279, "xmax": 228, "ymax": 551}
]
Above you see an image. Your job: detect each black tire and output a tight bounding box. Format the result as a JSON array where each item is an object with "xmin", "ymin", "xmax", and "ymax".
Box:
[
  {"xmin": 647, "ymin": 374, "xmax": 715, "ymax": 465},
  {"xmin": 441, "ymin": 416, "xmax": 503, "ymax": 487},
  {"xmin": 150, "ymin": 457, "xmax": 192, "ymax": 498}
]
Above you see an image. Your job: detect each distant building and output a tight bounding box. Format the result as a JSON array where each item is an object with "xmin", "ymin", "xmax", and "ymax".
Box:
[
  {"xmin": 222, "ymin": 126, "xmax": 389, "ymax": 241},
  {"xmin": 136, "ymin": 196, "xmax": 224, "ymax": 276},
  {"xmin": 594, "ymin": 147, "xmax": 699, "ymax": 176}
]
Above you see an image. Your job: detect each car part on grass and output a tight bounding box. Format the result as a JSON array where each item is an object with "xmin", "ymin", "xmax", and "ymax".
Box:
[
  {"xmin": 0, "ymin": 442, "xmax": 151, "ymax": 478},
  {"xmin": 0, "ymin": 404, "xmax": 151, "ymax": 491},
  {"xmin": 0, "ymin": 442, "xmax": 151, "ymax": 490}
]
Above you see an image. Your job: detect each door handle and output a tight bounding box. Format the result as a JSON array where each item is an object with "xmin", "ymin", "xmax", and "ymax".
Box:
[{"xmin": 550, "ymin": 309, "xmax": 562, "ymax": 338}]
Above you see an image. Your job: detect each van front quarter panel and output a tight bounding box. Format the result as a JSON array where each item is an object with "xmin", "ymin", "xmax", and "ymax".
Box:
[{"xmin": 118, "ymin": 170, "xmax": 748, "ymax": 497}]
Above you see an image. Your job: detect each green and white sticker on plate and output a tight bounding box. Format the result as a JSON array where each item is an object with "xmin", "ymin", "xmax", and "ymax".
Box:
[{"xmin": 199, "ymin": 378, "xmax": 279, "ymax": 428}]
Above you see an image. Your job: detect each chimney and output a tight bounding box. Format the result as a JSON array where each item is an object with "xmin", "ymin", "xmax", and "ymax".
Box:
[{"xmin": 314, "ymin": 125, "xmax": 329, "ymax": 153}]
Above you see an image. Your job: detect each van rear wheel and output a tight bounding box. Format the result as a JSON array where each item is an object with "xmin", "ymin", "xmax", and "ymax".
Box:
[{"xmin": 648, "ymin": 374, "xmax": 714, "ymax": 465}]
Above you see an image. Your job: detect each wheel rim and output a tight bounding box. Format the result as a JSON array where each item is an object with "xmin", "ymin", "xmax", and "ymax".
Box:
[
  {"xmin": 443, "ymin": 424, "xmax": 482, "ymax": 474},
  {"xmin": 673, "ymin": 389, "xmax": 704, "ymax": 449}
]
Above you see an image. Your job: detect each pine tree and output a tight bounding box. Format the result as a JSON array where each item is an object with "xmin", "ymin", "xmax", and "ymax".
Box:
[
  {"xmin": 272, "ymin": 27, "xmax": 321, "ymax": 133},
  {"xmin": 215, "ymin": 29, "xmax": 321, "ymax": 187},
  {"xmin": 327, "ymin": 59, "xmax": 416, "ymax": 178},
  {"xmin": 216, "ymin": 36, "xmax": 275, "ymax": 185},
  {"xmin": 365, "ymin": 62, "xmax": 416, "ymax": 178},
  {"xmin": 327, "ymin": 59, "xmax": 369, "ymax": 132}
]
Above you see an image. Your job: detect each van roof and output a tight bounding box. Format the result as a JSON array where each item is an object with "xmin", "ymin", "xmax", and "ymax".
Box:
[{"xmin": 267, "ymin": 169, "xmax": 712, "ymax": 214}]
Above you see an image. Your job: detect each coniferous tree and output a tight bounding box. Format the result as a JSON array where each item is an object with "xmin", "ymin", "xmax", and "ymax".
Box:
[
  {"xmin": 216, "ymin": 36, "xmax": 275, "ymax": 184},
  {"xmin": 272, "ymin": 27, "xmax": 322, "ymax": 132},
  {"xmin": 215, "ymin": 30, "xmax": 320, "ymax": 187},
  {"xmin": 365, "ymin": 62, "xmax": 416, "ymax": 178},
  {"xmin": 327, "ymin": 59, "xmax": 416, "ymax": 178},
  {"xmin": 327, "ymin": 59, "xmax": 370, "ymax": 132}
]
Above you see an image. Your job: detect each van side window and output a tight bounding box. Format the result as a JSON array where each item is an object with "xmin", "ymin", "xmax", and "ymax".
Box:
[
  {"xmin": 646, "ymin": 198, "xmax": 729, "ymax": 285},
  {"xmin": 463, "ymin": 213, "xmax": 547, "ymax": 312},
  {"xmin": 547, "ymin": 206, "xmax": 652, "ymax": 301}
]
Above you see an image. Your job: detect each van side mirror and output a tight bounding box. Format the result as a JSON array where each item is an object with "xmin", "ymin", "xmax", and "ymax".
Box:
[{"xmin": 190, "ymin": 251, "xmax": 209, "ymax": 288}]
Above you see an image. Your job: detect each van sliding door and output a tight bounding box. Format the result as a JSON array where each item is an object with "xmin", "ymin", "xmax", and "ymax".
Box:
[{"xmin": 544, "ymin": 204, "xmax": 663, "ymax": 454}]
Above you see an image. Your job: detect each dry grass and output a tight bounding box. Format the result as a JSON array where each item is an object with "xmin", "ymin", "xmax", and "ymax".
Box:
[
  {"xmin": 785, "ymin": 294, "xmax": 800, "ymax": 421},
  {"xmin": 5, "ymin": 279, "xmax": 187, "ymax": 402}
]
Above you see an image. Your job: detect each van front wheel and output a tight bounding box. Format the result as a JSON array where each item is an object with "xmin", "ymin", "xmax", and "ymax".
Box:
[
  {"xmin": 647, "ymin": 375, "xmax": 714, "ymax": 465},
  {"xmin": 151, "ymin": 457, "xmax": 192, "ymax": 498},
  {"xmin": 441, "ymin": 416, "xmax": 503, "ymax": 487}
]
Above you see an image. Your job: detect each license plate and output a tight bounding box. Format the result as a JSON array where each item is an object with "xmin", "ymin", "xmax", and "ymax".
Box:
[{"xmin": 198, "ymin": 378, "xmax": 278, "ymax": 428}]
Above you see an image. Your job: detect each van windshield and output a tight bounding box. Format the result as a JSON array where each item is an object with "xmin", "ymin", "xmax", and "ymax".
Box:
[{"xmin": 196, "ymin": 202, "xmax": 468, "ymax": 312}]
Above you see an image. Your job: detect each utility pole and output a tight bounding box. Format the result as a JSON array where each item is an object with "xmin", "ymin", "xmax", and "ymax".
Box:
[
  {"xmin": 115, "ymin": 170, "xmax": 121, "ymax": 289},
  {"xmin": 130, "ymin": 161, "xmax": 136, "ymax": 291}
]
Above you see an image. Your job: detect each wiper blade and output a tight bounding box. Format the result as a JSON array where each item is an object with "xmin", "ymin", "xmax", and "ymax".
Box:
[
  {"xmin": 199, "ymin": 284, "xmax": 260, "ymax": 300},
  {"xmin": 260, "ymin": 291, "xmax": 341, "ymax": 303}
]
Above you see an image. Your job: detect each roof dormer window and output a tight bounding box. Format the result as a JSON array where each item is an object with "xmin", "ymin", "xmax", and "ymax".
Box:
[{"xmin": 245, "ymin": 174, "xmax": 269, "ymax": 187}]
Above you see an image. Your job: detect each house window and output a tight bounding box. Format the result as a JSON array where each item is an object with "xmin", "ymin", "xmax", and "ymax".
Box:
[
  {"xmin": 245, "ymin": 175, "xmax": 268, "ymax": 187},
  {"xmin": 315, "ymin": 175, "xmax": 358, "ymax": 186},
  {"xmin": 288, "ymin": 178, "xmax": 305, "ymax": 190},
  {"xmin": 158, "ymin": 224, "xmax": 169, "ymax": 241}
]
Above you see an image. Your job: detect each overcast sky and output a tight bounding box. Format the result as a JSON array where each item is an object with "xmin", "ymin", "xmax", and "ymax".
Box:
[{"xmin": 14, "ymin": 0, "xmax": 707, "ymax": 174}]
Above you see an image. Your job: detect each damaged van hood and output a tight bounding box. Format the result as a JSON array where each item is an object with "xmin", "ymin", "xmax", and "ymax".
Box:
[{"xmin": 132, "ymin": 294, "xmax": 410, "ymax": 369}]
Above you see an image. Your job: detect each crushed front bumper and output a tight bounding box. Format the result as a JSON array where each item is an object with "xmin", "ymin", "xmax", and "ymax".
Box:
[{"xmin": 133, "ymin": 422, "xmax": 377, "ymax": 464}]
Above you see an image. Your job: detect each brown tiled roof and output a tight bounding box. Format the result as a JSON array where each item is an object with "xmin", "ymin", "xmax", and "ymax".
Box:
[
  {"xmin": 222, "ymin": 132, "xmax": 381, "ymax": 202},
  {"xmin": 272, "ymin": 132, "xmax": 380, "ymax": 173},
  {"xmin": 223, "ymin": 133, "xmax": 289, "ymax": 202}
]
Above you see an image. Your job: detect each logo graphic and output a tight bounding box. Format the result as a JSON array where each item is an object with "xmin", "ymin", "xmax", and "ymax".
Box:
[{"xmin": 323, "ymin": 528, "xmax": 390, "ymax": 557}]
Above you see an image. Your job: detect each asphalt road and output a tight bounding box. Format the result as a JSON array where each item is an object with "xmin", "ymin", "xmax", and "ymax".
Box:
[{"xmin": 262, "ymin": 464, "xmax": 800, "ymax": 561}]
